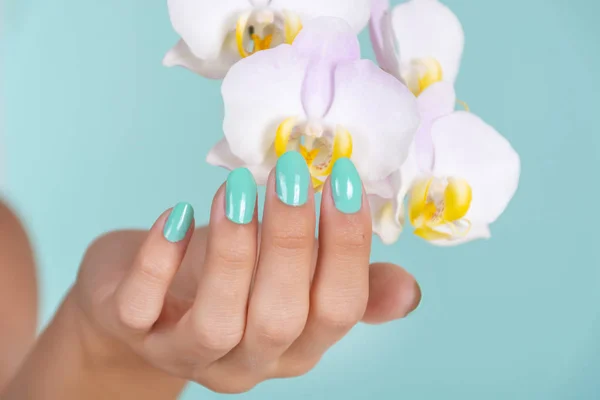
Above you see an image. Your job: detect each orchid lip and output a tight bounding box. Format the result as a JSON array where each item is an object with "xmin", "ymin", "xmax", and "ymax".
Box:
[
  {"xmin": 409, "ymin": 176, "xmax": 473, "ymax": 241},
  {"xmin": 235, "ymin": 10, "xmax": 302, "ymax": 58},
  {"xmin": 275, "ymin": 117, "xmax": 353, "ymax": 191}
]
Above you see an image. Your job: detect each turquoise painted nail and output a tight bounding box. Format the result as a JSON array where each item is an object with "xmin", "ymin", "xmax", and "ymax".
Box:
[
  {"xmin": 163, "ymin": 202, "xmax": 194, "ymax": 243},
  {"xmin": 226, "ymin": 168, "xmax": 257, "ymax": 224},
  {"xmin": 276, "ymin": 151, "xmax": 310, "ymax": 206},
  {"xmin": 330, "ymin": 158, "xmax": 362, "ymax": 214}
]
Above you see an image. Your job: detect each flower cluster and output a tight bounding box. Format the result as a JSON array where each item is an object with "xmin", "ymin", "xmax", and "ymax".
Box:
[{"xmin": 165, "ymin": 0, "xmax": 520, "ymax": 246}]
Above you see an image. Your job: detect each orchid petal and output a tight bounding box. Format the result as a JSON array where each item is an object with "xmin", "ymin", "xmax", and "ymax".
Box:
[
  {"xmin": 391, "ymin": 0, "xmax": 464, "ymax": 83},
  {"xmin": 369, "ymin": 170, "xmax": 411, "ymax": 244},
  {"xmin": 431, "ymin": 111, "xmax": 521, "ymax": 225},
  {"xmin": 324, "ymin": 60, "xmax": 420, "ymax": 182},
  {"xmin": 221, "ymin": 45, "xmax": 307, "ymax": 165},
  {"xmin": 292, "ymin": 17, "xmax": 360, "ymax": 62},
  {"xmin": 369, "ymin": 0, "xmax": 400, "ymax": 77},
  {"xmin": 294, "ymin": 18, "xmax": 360, "ymax": 118},
  {"xmin": 207, "ymin": 139, "xmax": 273, "ymax": 185},
  {"xmin": 163, "ymin": 39, "xmax": 238, "ymax": 80},
  {"xmin": 167, "ymin": 0, "xmax": 248, "ymax": 60},
  {"xmin": 364, "ymin": 175, "xmax": 395, "ymax": 199},
  {"xmin": 370, "ymin": 195, "xmax": 404, "ymax": 245},
  {"xmin": 271, "ymin": 0, "xmax": 371, "ymax": 34},
  {"xmin": 413, "ymin": 81, "xmax": 456, "ymax": 170}
]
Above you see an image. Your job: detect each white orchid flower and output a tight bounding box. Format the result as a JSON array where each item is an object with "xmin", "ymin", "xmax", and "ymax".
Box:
[
  {"xmin": 164, "ymin": 0, "xmax": 372, "ymax": 79},
  {"xmin": 370, "ymin": 0, "xmax": 464, "ymax": 96},
  {"xmin": 371, "ymin": 82, "xmax": 521, "ymax": 246},
  {"xmin": 207, "ymin": 17, "xmax": 420, "ymax": 195}
]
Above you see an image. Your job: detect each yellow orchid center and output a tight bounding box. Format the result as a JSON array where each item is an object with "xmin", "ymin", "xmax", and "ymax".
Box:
[
  {"xmin": 236, "ymin": 10, "xmax": 302, "ymax": 58},
  {"xmin": 408, "ymin": 176, "xmax": 473, "ymax": 241},
  {"xmin": 403, "ymin": 57, "xmax": 443, "ymax": 96},
  {"xmin": 275, "ymin": 117, "xmax": 353, "ymax": 191}
]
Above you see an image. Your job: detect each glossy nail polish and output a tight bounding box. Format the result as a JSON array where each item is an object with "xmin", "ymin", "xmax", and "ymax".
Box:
[
  {"xmin": 226, "ymin": 168, "xmax": 257, "ymax": 224},
  {"xmin": 276, "ymin": 151, "xmax": 310, "ymax": 206},
  {"xmin": 163, "ymin": 202, "xmax": 194, "ymax": 242},
  {"xmin": 330, "ymin": 158, "xmax": 362, "ymax": 214}
]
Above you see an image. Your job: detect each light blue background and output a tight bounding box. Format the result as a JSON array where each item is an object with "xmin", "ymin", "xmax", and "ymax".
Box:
[{"xmin": 2, "ymin": 0, "xmax": 599, "ymax": 398}]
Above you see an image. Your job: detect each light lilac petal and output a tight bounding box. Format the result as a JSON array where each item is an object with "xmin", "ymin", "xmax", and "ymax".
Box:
[
  {"xmin": 364, "ymin": 174, "xmax": 395, "ymax": 199},
  {"xmin": 163, "ymin": 40, "xmax": 238, "ymax": 80},
  {"xmin": 293, "ymin": 17, "xmax": 360, "ymax": 64},
  {"xmin": 301, "ymin": 60, "xmax": 334, "ymax": 118},
  {"xmin": 295, "ymin": 17, "xmax": 361, "ymax": 119},
  {"xmin": 221, "ymin": 44, "xmax": 307, "ymax": 165},
  {"xmin": 271, "ymin": 0, "xmax": 371, "ymax": 33},
  {"xmin": 431, "ymin": 111, "xmax": 521, "ymax": 224},
  {"xmin": 369, "ymin": 0, "xmax": 400, "ymax": 76},
  {"xmin": 413, "ymin": 81, "xmax": 456, "ymax": 171},
  {"xmin": 324, "ymin": 59, "xmax": 420, "ymax": 182},
  {"xmin": 206, "ymin": 139, "xmax": 273, "ymax": 185},
  {"xmin": 167, "ymin": 0, "xmax": 247, "ymax": 60}
]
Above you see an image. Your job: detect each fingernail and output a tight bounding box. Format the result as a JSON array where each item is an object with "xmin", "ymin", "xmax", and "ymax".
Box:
[
  {"xmin": 330, "ymin": 158, "xmax": 362, "ymax": 214},
  {"xmin": 226, "ymin": 168, "xmax": 257, "ymax": 224},
  {"xmin": 276, "ymin": 151, "xmax": 310, "ymax": 206},
  {"xmin": 163, "ymin": 202, "xmax": 194, "ymax": 243}
]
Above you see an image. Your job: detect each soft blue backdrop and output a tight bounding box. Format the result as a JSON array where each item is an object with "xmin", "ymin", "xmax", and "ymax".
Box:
[{"xmin": 2, "ymin": 0, "xmax": 599, "ymax": 398}]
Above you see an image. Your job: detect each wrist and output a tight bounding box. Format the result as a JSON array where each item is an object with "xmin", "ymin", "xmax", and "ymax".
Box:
[{"xmin": 2, "ymin": 292, "xmax": 187, "ymax": 400}]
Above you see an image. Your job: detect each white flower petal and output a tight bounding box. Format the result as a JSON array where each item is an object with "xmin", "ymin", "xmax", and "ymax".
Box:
[
  {"xmin": 430, "ymin": 223, "xmax": 491, "ymax": 247},
  {"xmin": 418, "ymin": 81, "xmax": 456, "ymax": 121},
  {"xmin": 221, "ymin": 44, "xmax": 307, "ymax": 165},
  {"xmin": 207, "ymin": 139, "xmax": 273, "ymax": 184},
  {"xmin": 413, "ymin": 81, "xmax": 456, "ymax": 170},
  {"xmin": 167, "ymin": 0, "xmax": 248, "ymax": 60},
  {"xmin": 369, "ymin": 195, "xmax": 404, "ymax": 245},
  {"xmin": 271, "ymin": 0, "xmax": 371, "ymax": 33},
  {"xmin": 163, "ymin": 40, "xmax": 239, "ymax": 80},
  {"xmin": 364, "ymin": 175, "xmax": 395, "ymax": 199},
  {"xmin": 391, "ymin": 0, "xmax": 464, "ymax": 83},
  {"xmin": 369, "ymin": 0, "xmax": 400, "ymax": 78},
  {"xmin": 431, "ymin": 111, "xmax": 521, "ymax": 224},
  {"xmin": 324, "ymin": 60, "xmax": 420, "ymax": 182}
]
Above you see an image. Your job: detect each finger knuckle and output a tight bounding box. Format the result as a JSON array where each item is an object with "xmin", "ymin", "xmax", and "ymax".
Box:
[
  {"xmin": 213, "ymin": 242, "xmax": 254, "ymax": 270},
  {"xmin": 115, "ymin": 299, "xmax": 153, "ymax": 331},
  {"xmin": 254, "ymin": 313, "xmax": 306, "ymax": 347},
  {"xmin": 315, "ymin": 301, "xmax": 364, "ymax": 331},
  {"xmin": 333, "ymin": 223, "xmax": 371, "ymax": 254},
  {"xmin": 192, "ymin": 319, "xmax": 244, "ymax": 353},
  {"xmin": 136, "ymin": 255, "xmax": 172, "ymax": 285},
  {"xmin": 278, "ymin": 357, "xmax": 321, "ymax": 378},
  {"xmin": 269, "ymin": 225, "xmax": 312, "ymax": 254}
]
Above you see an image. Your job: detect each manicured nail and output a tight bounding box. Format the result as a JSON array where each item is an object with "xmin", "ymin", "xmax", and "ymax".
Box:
[
  {"xmin": 276, "ymin": 151, "xmax": 310, "ymax": 206},
  {"xmin": 330, "ymin": 158, "xmax": 362, "ymax": 214},
  {"xmin": 163, "ymin": 202, "xmax": 194, "ymax": 243},
  {"xmin": 226, "ymin": 168, "xmax": 257, "ymax": 224}
]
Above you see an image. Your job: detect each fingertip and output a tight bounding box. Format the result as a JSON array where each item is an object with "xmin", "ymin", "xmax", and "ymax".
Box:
[{"xmin": 362, "ymin": 262, "xmax": 421, "ymax": 325}]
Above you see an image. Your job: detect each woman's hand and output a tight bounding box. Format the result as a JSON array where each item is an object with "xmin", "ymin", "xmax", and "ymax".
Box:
[
  {"xmin": 0, "ymin": 201, "xmax": 37, "ymax": 392},
  {"xmin": 7, "ymin": 154, "xmax": 420, "ymax": 398}
]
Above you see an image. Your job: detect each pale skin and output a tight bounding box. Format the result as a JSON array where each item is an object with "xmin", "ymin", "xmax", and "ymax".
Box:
[{"xmin": 2, "ymin": 170, "xmax": 421, "ymax": 398}]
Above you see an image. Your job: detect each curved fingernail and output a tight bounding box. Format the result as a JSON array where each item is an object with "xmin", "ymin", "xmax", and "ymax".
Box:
[
  {"xmin": 163, "ymin": 202, "xmax": 194, "ymax": 243},
  {"xmin": 331, "ymin": 157, "xmax": 362, "ymax": 214},
  {"xmin": 226, "ymin": 168, "xmax": 257, "ymax": 225},
  {"xmin": 276, "ymin": 151, "xmax": 310, "ymax": 206}
]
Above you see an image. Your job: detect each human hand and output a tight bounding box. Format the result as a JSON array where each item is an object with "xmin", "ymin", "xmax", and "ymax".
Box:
[{"xmin": 73, "ymin": 153, "xmax": 421, "ymax": 394}]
